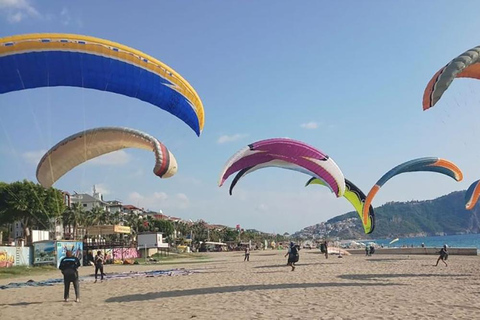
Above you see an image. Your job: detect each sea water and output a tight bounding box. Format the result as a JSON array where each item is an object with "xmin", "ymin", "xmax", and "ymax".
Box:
[{"xmin": 370, "ymin": 233, "xmax": 480, "ymax": 250}]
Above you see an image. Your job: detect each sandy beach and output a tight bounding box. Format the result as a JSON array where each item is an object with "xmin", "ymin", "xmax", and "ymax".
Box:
[{"xmin": 1, "ymin": 250, "xmax": 479, "ymax": 320}]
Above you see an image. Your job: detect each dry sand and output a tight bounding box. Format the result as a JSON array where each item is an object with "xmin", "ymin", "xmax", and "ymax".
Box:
[{"xmin": 1, "ymin": 250, "xmax": 479, "ymax": 320}]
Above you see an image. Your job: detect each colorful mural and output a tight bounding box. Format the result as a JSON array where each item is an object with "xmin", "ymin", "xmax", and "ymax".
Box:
[
  {"xmin": 0, "ymin": 248, "xmax": 14, "ymax": 268},
  {"xmin": 56, "ymin": 241, "xmax": 83, "ymax": 268},
  {"xmin": 0, "ymin": 246, "xmax": 32, "ymax": 267},
  {"xmin": 33, "ymin": 241, "xmax": 56, "ymax": 265}
]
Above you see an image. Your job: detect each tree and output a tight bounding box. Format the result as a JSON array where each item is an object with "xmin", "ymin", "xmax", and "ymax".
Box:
[
  {"xmin": 190, "ymin": 220, "xmax": 209, "ymax": 243},
  {"xmin": 176, "ymin": 221, "xmax": 190, "ymax": 238},
  {"xmin": 151, "ymin": 219, "xmax": 174, "ymax": 242},
  {"xmin": 123, "ymin": 213, "xmax": 144, "ymax": 242},
  {"xmin": 224, "ymin": 228, "xmax": 240, "ymax": 242},
  {"xmin": 0, "ymin": 180, "xmax": 66, "ymax": 243}
]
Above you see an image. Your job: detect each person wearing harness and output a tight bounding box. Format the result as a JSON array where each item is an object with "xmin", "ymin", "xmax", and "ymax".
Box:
[
  {"xmin": 94, "ymin": 250, "xmax": 105, "ymax": 282},
  {"xmin": 323, "ymin": 240, "xmax": 329, "ymax": 259},
  {"xmin": 435, "ymin": 244, "xmax": 448, "ymax": 267},
  {"xmin": 285, "ymin": 242, "xmax": 300, "ymax": 271},
  {"xmin": 244, "ymin": 246, "xmax": 250, "ymax": 262},
  {"xmin": 59, "ymin": 250, "xmax": 81, "ymax": 302}
]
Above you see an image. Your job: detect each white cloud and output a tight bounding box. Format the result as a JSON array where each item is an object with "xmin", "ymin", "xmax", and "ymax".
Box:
[
  {"xmin": 175, "ymin": 193, "xmax": 190, "ymax": 209},
  {"xmin": 88, "ymin": 150, "xmax": 131, "ymax": 166},
  {"xmin": 8, "ymin": 10, "xmax": 21, "ymax": 22},
  {"xmin": 127, "ymin": 191, "xmax": 190, "ymax": 210},
  {"xmin": 60, "ymin": 7, "xmax": 70, "ymax": 25},
  {"xmin": 300, "ymin": 121, "xmax": 318, "ymax": 129},
  {"xmin": 217, "ymin": 133, "xmax": 248, "ymax": 144},
  {"xmin": 22, "ymin": 149, "xmax": 46, "ymax": 165},
  {"xmin": 0, "ymin": 0, "xmax": 40, "ymax": 23},
  {"xmin": 59, "ymin": 7, "xmax": 82, "ymax": 27}
]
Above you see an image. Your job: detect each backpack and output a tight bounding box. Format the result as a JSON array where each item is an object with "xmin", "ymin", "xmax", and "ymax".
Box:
[{"xmin": 291, "ymin": 246, "xmax": 298, "ymax": 256}]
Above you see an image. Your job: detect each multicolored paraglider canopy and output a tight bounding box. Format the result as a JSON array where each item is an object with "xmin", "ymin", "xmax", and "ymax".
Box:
[
  {"xmin": 465, "ymin": 179, "xmax": 480, "ymax": 210},
  {"xmin": 219, "ymin": 138, "xmax": 346, "ymax": 197},
  {"xmin": 423, "ymin": 44, "xmax": 480, "ymax": 111},
  {"xmin": 306, "ymin": 178, "xmax": 375, "ymax": 234},
  {"xmin": 0, "ymin": 33, "xmax": 204, "ymax": 135},
  {"xmin": 362, "ymin": 157, "xmax": 463, "ymax": 225},
  {"xmin": 37, "ymin": 127, "xmax": 177, "ymax": 188}
]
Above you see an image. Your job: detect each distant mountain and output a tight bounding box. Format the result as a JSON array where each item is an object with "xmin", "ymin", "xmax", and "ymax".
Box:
[{"xmin": 293, "ymin": 191, "xmax": 480, "ymax": 239}]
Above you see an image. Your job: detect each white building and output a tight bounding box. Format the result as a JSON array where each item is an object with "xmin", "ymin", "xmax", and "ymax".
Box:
[
  {"xmin": 137, "ymin": 232, "xmax": 169, "ymax": 257},
  {"xmin": 71, "ymin": 192, "xmax": 108, "ymax": 211},
  {"xmin": 106, "ymin": 200, "xmax": 123, "ymax": 214},
  {"xmin": 137, "ymin": 232, "xmax": 169, "ymax": 249}
]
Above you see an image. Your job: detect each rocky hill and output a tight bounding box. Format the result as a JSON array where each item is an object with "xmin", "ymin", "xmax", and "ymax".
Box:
[{"xmin": 293, "ymin": 191, "xmax": 480, "ymax": 239}]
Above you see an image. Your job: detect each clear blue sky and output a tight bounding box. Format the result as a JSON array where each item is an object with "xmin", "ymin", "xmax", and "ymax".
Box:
[{"xmin": 1, "ymin": 1, "xmax": 480, "ymax": 233}]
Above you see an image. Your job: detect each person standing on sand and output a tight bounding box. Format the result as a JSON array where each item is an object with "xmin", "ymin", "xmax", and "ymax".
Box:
[
  {"xmin": 244, "ymin": 246, "xmax": 250, "ymax": 261},
  {"xmin": 59, "ymin": 250, "xmax": 81, "ymax": 302},
  {"xmin": 285, "ymin": 242, "xmax": 299, "ymax": 271},
  {"xmin": 94, "ymin": 250, "xmax": 105, "ymax": 282},
  {"xmin": 435, "ymin": 244, "xmax": 448, "ymax": 267},
  {"xmin": 323, "ymin": 240, "xmax": 328, "ymax": 259}
]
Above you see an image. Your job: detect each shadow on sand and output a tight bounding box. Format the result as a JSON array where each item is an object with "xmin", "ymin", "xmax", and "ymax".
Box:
[
  {"xmin": 0, "ymin": 301, "xmax": 45, "ymax": 307},
  {"xmin": 105, "ymin": 282, "xmax": 403, "ymax": 303},
  {"xmin": 253, "ymin": 262, "xmax": 341, "ymax": 269},
  {"xmin": 366, "ymin": 258, "xmax": 409, "ymax": 262},
  {"xmin": 338, "ymin": 273, "xmax": 472, "ymax": 281}
]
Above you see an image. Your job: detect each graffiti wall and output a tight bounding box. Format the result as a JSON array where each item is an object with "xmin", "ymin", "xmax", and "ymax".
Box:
[
  {"xmin": 56, "ymin": 241, "xmax": 83, "ymax": 268},
  {"xmin": 33, "ymin": 241, "xmax": 56, "ymax": 265},
  {"xmin": 0, "ymin": 246, "xmax": 31, "ymax": 267},
  {"xmin": 83, "ymin": 247, "xmax": 139, "ymax": 264},
  {"xmin": 113, "ymin": 248, "xmax": 139, "ymax": 260}
]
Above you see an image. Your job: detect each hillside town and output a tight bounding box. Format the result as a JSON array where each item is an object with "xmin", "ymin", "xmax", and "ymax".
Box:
[{"xmin": 292, "ymin": 217, "xmax": 359, "ymax": 240}]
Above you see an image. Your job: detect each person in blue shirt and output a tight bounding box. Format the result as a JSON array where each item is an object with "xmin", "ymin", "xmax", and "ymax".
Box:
[{"xmin": 59, "ymin": 250, "xmax": 81, "ymax": 302}]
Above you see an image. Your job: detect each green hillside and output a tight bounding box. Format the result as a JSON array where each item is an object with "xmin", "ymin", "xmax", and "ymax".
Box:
[{"xmin": 296, "ymin": 191, "xmax": 480, "ymax": 239}]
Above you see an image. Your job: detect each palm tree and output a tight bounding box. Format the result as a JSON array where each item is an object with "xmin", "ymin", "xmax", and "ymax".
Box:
[
  {"xmin": 109, "ymin": 210, "xmax": 122, "ymax": 225},
  {"xmin": 62, "ymin": 202, "xmax": 85, "ymax": 239},
  {"xmin": 123, "ymin": 213, "xmax": 144, "ymax": 243},
  {"xmin": 87, "ymin": 206, "xmax": 106, "ymax": 226}
]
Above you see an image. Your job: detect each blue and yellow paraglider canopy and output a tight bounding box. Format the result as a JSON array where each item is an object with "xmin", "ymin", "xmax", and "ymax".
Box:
[{"xmin": 0, "ymin": 33, "xmax": 204, "ymax": 136}]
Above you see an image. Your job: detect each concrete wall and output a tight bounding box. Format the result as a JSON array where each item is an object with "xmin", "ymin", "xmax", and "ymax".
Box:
[{"xmin": 347, "ymin": 247, "xmax": 478, "ymax": 256}]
